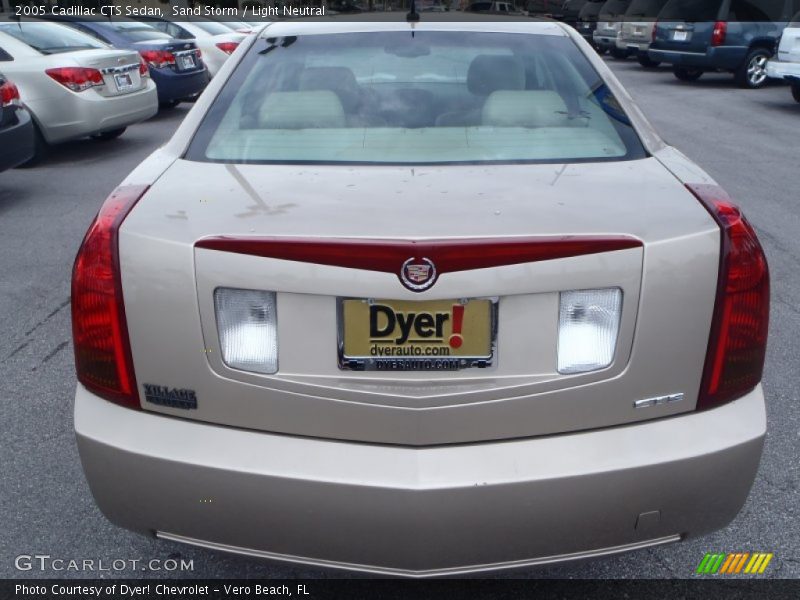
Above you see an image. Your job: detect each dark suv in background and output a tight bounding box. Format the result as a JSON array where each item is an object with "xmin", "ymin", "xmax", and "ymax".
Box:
[
  {"xmin": 576, "ymin": 0, "xmax": 607, "ymax": 47},
  {"xmin": 649, "ymin": 0, "xmax": 798, "ymax": 88}
]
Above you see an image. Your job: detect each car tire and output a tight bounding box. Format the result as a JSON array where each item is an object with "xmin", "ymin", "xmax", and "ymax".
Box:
[
  {"xmin": 637, "ymin": 53, "xmax": 661, "ymax": 68},
  {"xmin": 595, "ymin": 46, "xmax": 608, "ymax": 56},
  {"xmin": 673, "ymin": 66, "xmax": 704, "ymax": 82},
  {"xmin": 91, "ymin": 128, "xmax": 127, "ymax": 141},
  {"xmin": 610, "ymin": 47, "xmax": 630, "ymax": 60},
  {"xmin": 792, "ymin": 82, "xmax": 800, "ymax": 104},
  {"xmin": 16, "ymin": 121, "xmax": 48, "ymax": 169},
  {"xmin": 159, "ymin": 100, "xmax": 180, "ymax": 109},
  {"xmin": 735, "ymin": 48, "xmax": 771, "ymax": 89}
]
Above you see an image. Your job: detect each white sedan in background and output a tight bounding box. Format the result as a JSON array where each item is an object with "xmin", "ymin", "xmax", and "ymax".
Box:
[
  {"xmin": 145, "ymin": 19, "xmax": 246, "ymax": 78},
  {"xmin": 0, "ymin": 21, "xmax": 157, "ymax": 164}
]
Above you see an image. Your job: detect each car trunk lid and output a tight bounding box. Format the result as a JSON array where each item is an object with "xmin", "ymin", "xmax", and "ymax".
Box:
[
  {"xmin": 71, "ymin": 48, "xmax": 146, "ymax": 96},
  {"xmin": 119, "ymin": 158, "xmax": 721, "ymax": 445}
]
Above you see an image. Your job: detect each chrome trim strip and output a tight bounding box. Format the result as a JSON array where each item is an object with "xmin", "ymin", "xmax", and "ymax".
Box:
[
  {"xmin": 156, "ymin": 531, "xmax": 682, "ymax": 578},
  {"xmin": 173, "ymin": 49, "xmax": 198, "ymax": 57}
]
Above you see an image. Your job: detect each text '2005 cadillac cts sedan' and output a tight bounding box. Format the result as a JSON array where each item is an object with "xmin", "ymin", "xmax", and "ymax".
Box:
[{"xmin": 71, "ymin": 20, "xmax": 769, "ymax": 577}]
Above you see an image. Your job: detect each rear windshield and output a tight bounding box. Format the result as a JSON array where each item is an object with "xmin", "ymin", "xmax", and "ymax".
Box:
[
  {"xmin": 658, "ymin": 0, "xmax": 724, "ymax": 21},
  {"xmin": 108, "ymin": 22, "xmax": 172, "ymax": 42},
  {"xmin": 0, "ymin": 22, "xmax": 106, "ymax": 54},
  {"xmin": 791, "ymin": 11, "xmax": 800, "ymax": 26},
  {"xmin": 187, "ymin": 31, "xmax": 645, "ymax": 165},
  {"xmin": 599, "ymin": 0, "xmax": 632, "ymax": 18},
  {"xmin": 625, "ymin": 0, "xmax": 669, "ymax": 18}
]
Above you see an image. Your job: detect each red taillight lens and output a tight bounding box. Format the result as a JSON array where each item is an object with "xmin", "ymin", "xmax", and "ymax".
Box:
[
  {"xmin": 72, "ymin": 185, "xmax": 148, "ymax": 409},
  {"xmin": 195, "ymin": 48, "xmax": 203, "ymax": 61},
  {"xmin": 216, "ymin": 41, "xmax": 240, "ymax": 55},
  {"xmin": 652, "ymin": 20, "xmax": 658, "ymax": 43},
  {"xmin": 687, "ymin": 184, "xmax": 769, "ymax": 410},
  {"xmin": 139, "ymin": 49, "xmax": 176, "ymax": 69},
  {"xmin": 711, "ymin": 20, "xmax": 727, "ymax": 46},
  {"xmin": 45, "ymin": 67, "xmax": 104, "ymax": 92},
  {"xmin": 0, "ymin": 79, "xmax": 21, "ymax": 107},
  {"xmin": 139, "ymin": 56, "xmax": 149, "ymax": 78}
]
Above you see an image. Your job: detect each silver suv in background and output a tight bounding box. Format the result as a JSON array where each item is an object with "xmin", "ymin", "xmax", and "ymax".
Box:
[
  {"xmin": 593, "ymin": 0, "xmax": 633, "ymax": 58},
  {"xmin": 617, "ymin": 0, "xmax": 670, "ymax": 67},
  {"xmin": 767, "ymin": 11, "xmax": 800, "ymax": 102}
]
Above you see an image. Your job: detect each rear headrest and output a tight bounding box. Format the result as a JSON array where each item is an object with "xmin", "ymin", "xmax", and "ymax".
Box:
[
  {"xmin": 467, "ymin": 55, "xmax": 525, "ymax": 96},
  {"xmin": 482, "ymin": 91, "xmax": 569, "ymax": 128},
  {"xmin": 258, "ymin": 91, "xmax": 346, "ymax": 129},
  {"xmin": 298, "ymin": 67, "xmax": 361, "ymax": 113}
]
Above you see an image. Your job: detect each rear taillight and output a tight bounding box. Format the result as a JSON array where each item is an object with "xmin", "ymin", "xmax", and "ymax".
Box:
[
  {"xmin": 195, "ymin": 48, "xmax": 203, "ymax": 61},
  {"xmin": 45, "ymin": 67, "xmax": 104, "ymax": 92},
  {"xmin": 139, "ymin": 49, "xmax": 176, "ymax": 69},
  {"xmin": 652, "ymin": 20, "xmax": 658, "ymax": 42},
  {"xmin": 711, "ymin": 20, "xmax": 727, "ymax": 47},
  {"xmin": 216, "ymin": 41, "xmax": 240, "ymax": 55},
  {"xmin": 72, "ymin": 185, "xmax": 148, "ymax": 409},
  {"xmin": 687, "ymin": 184, "xmax": 769, "ymax": 410},
  {"xmin": 139, "ymin": 56, "xmax": 149, "ymax": 78},
  {"xmin": 0, "ymin": 79, "xmax": 21, "ymax": 107}
]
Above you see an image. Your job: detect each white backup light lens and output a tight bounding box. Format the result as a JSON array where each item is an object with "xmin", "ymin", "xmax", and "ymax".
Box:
[
  {"xmin": 558, "ymin": 288, "xmax": 622, "ymax": 374},
  {"xmin": 214, "ymin": 288, "xmax": 278, "ymax": 374}
]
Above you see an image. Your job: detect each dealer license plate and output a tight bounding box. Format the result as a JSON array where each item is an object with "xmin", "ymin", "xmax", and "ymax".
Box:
[
  {"xmin": 339, "ymin": 298, "xmax": 495, "ymax": 371},
  {"xmin": 114, "ymin": 73, "xmax": 133, "ymax": 91}
]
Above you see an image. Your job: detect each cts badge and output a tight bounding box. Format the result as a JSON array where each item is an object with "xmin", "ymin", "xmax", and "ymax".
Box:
[{"xmin": 400, "ymin": 257, "xmax": 436, "ymax": 292}]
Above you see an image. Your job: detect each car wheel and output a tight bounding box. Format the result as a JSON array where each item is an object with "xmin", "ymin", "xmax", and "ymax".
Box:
[
  {"xmin": 610, "ymin": 47, "xmax": 630, "ymax": 60},
  {"xmin": 637, "ymin": 53, "xmax": 661, "ymax": 68},
  {"xmin": 91, "ymin": 128, "xmax": 127, "ymax": 141},
  {"xmin": 595, "ymin": 46, "xmax": 608, "ymax": 56},
  {"xmin": 792, "ymin": 82, "xmax": 800, "ymax": 104},
  {"xmin": 735, "ymin": 48, "xmax": 771, "ymax": 89},
  {"xmin": 16, "ymin": 121, "xmax": 48, "ymax": 169},
  {"xmin": 160, "ymin": 100, "xmax": 180, "ymax": 109},
  {"xmin": 673, "ymin": 66, "xmax": 704, "ymax": 82}
]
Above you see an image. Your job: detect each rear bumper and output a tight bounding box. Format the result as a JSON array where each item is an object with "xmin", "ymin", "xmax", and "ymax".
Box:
[
  {"xmin": 766, "ymin": 59, "xmax": 800, "ymax": 81},
  {"xmin": 75, "ymin": 385, "xmax": 766, "ymax": 577},
  {"xmin": 30, "ymin": 81, "xmax": 158, "ymax": 144},
  {"xmin": 618, "ymin": 38, "xmax": 651, "ymax": 52},
  {"xmin": 150, "ymin": 67, "xmax": 208, "ymax": 104},
  {"xmin": 593, "ymin": 33, "xmax": 618, "ymax": 49},
  {"xmin": 648, "ymin": 46, "xmax": 746, "ymax": 71},
  {"xmin": 0, "ymin": 106, "xmax": 34, "ymax": 171}
]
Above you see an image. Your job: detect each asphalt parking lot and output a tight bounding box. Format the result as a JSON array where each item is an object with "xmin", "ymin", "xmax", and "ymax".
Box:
[{"xmin": 1, "ymin": 58, "xmax": 798, "ymax": 580}]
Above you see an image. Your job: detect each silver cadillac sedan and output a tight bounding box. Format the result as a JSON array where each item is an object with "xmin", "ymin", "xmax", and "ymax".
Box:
[{"xmin": 72, "ymin": 19, "xmax": 769, "ymax": 577}]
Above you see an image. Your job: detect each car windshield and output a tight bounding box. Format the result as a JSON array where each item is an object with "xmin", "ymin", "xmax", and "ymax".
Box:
[
  {"xmin": 187, "ymin": 31, "xmax": 645, "ymax": 165},
  {"xmin": 625, "ymin": 0, "xmax": 668, "ymax": 18},
  {"xmin": 579, "ymin": 1, "xmax": 605, "ymax": 18},
  {"xmin": 0, "ymin": 21, "xmax": 106, "ymax": 54},
  {"xmin": 190, "ymin": 21, "xmax": 236, "ymax": 36},
  {"xmin": 658, "ymin": 0, "xmax": 723, "ymax": 21},
  {"xmin": 109, "ymin": 22, "xmax": 173, "ymax": 42}
]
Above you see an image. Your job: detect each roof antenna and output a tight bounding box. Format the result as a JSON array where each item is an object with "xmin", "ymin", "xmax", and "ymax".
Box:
[{"xmin": 407, "ymin": 0, "xmax": 420, "ymax": 23}]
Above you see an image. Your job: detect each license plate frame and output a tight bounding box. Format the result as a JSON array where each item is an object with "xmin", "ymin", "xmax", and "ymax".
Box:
[
  {"xmin": 673, "ymin": 30, "xmax": 690, "ymax": 42},
  {"xmin": 337, "ymin": 297, "xmax": 498, "ymax": 372},
  {"xmin": 114, "ymin": 73, "xmax": 133, "ymax": 91}
]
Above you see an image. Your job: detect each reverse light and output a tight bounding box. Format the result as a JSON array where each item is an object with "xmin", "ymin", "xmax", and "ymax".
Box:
[
  {"xmin": 139, "ymin": 49, "xmax": 175, "ymax": 69},
  {"xmin": 711, "ymin": 21, "xmax": 727, "ymax": 46},
  {"xmin": 72, "ymin": 185, "xmax": 148, "ymax": 409},
  {"xmin": 558, "ymin": 288, "xmax": 622, "ymax": 374},
  {"xmin": 216, "ymin": 41, "xmax": 240, "ymax": 55},
  {"xmin": 46, "ymin": 67, "xmax": 104, "ymax": 92},
  {"xmin": 687, "ymin": 184, "xmax": 769, "ymax": 410},
  {"xmin": 214, "ymin": 288, "xmax": 278, "ymax": 375},
  {"xmin": 0, "ymin": 79, "xmax": 21, "ymax": 107}
]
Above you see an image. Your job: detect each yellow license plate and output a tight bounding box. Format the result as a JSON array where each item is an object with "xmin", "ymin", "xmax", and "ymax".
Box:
[{"xmin": 339, "ymin": 298, "xmax": 495, "ymax": 371}]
